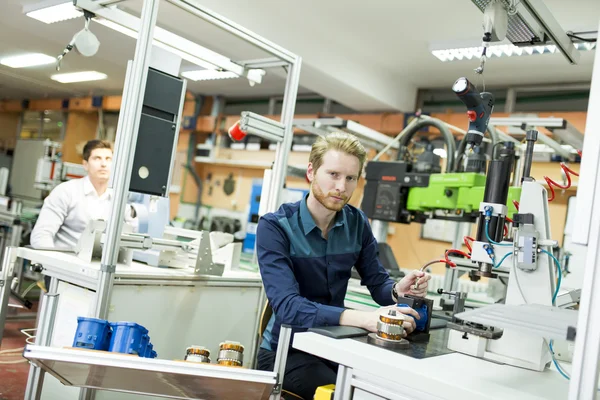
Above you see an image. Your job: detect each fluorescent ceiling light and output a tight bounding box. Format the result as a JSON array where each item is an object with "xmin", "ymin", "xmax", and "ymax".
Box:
[
  {"xmin": 181, "ymin": 70, "xmax": 238, "ymax": 81},
  {"xmin": 431, "ymin": 42, "xmax": 596, "ymax": 62},
  {"xmin": 51, "ymin": 71, "xmax": 107, "ymax": 83},
  {"xmin": 25, "ymin": 1, "xmax": 82, "ymax": 24},
  {"xmin": 0, "ymin": 53, "xmax": 55, "ymax": 68},
  {"xmin": 181, "ymin": 69, "xmax": 266, "ymax": 83}
]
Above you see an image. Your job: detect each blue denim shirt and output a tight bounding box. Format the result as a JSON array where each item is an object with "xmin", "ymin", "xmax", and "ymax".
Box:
[{"xmin": 257, "ymin": 195, "xmax": 395, "ymax": 351}]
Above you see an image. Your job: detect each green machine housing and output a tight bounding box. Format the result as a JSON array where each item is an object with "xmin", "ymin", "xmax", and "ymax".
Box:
[{"xmin": 406, "ymin": 172, "xmax": 521, "ymax": 219}]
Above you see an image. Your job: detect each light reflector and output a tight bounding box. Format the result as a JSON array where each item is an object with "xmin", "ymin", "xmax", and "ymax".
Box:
[
  {"xmin": 25, "ymin": 1, "xmax": 83, "ymax": 24},
  {"xmin": 51, "ymin": 71, "xmax": 107, "ymax": 83},
  {"xmin": 0, "ymin": 53, "xmax": 55, "ymax": 68}
]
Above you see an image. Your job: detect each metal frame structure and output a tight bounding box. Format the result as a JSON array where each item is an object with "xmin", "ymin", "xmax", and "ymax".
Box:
[
  {"xmin": 294, "ymin": 117, "xmax": 399, "ymax": 151},
  {"xmin": 18, "ymin": 1, "xmax": 301, "ymax": 399},
  {"xmin": 567, "ymin": 17, "xmax": 600, "ymax": 400},
  {"xmin": 488, "ymin": 117, "xmax": 584, "ymax": 160}
]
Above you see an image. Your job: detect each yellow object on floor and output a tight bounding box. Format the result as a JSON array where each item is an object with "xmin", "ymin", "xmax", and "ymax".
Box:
[{"xmin": 314, "ymin": 384, "xmax": 335, "ymax": 400}]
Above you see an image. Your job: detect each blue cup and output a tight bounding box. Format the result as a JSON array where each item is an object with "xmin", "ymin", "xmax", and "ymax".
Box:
[
  {"xmin": 73, "ymin": 317, "xmax": 112, "ymax": 351},
  {"xmin": 108, "ymin": 322, "xmax": 149, "ymax": 355},
  {"xmin": 397, "ymin": 303, "xmax": 428, "ymax": 332}
]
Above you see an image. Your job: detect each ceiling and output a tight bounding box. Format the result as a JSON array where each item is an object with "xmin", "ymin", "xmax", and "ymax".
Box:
[{"xmin": 1, "ymin": 0, "xmax": 599, "ymax": 111}]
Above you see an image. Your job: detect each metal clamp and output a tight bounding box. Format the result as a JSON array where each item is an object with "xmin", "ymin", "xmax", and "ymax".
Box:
[{"xmin": 100, "ymin": 264, "xmax": 116, "ymax": 273}]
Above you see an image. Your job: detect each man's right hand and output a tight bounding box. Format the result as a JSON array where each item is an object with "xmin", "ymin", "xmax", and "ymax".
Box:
[{"xmin": 340, "ymin": 306, "xmax": 419, "ymax": 335}]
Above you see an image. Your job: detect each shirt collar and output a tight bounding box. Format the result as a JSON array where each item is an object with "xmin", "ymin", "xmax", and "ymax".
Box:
[
  {"xmin": 82, "ymin": 176, "xmax": 95, "ymax": 196},
  {"xmin": 82, "ymin": 176, "xmax": 112, "ymax": 199},
  {"xmin": 300, "ymin": 194, "xmax": 347, "ymax": 236}
]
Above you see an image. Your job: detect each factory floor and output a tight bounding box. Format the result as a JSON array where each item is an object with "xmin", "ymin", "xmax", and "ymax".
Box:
[{"xmin": 0, "ymin": 305, "xmax": 38, "ymax": 400}]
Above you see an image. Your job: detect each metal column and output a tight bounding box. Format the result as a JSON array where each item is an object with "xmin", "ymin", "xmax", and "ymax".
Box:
[
  {"xmin": 24, "ymin": 278, "xmax": 59, "ymax": 400},
  {"xmin": 78, "ymin": 1, "xmax": 160, "ymax": 399},
  {"xmin": 93, "ymin": 0, "xmax": 159, "ymax": 320},
  {"xmin": 568, "ymin": 17, "xmax": 600, "ymax": 399},
  {"xmin": 266, "ymin": 59, "xmax": 302, "ymax": 213},
  {"xmin": 0, "ymin": 246, "xmax": 17, "ymax": 346},
  {"xmin": 371, "ymin": 220, "xmax": 389, "ymax": 244}
]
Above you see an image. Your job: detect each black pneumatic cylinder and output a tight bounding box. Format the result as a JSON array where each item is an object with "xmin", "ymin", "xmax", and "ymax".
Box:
[
  {"xmin": 483, "ymin": 160, "xmax": 512, "ymax": 204},
  {"xmin": 476, "ymin": 159, "xmax": 513, "ymax": 244}
]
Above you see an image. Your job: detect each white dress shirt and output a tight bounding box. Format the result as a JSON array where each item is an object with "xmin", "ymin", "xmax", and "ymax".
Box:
[{"xmin": 30, "ymin": 176, "xmax": 138, "ymax": 249}]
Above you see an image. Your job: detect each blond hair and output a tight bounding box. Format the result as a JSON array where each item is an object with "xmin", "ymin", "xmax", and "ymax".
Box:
[{"xmin": 309, "ymin": 131, "xmax": 367, "ymax": 174}]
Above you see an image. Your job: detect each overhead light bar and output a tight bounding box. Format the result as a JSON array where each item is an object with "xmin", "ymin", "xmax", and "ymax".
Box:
[
  {"xmin": 431, "ymin": 42, "xmax": 595, "ymax": 62},
  {"xmin": 181, "ymin": 70, "xmax": 238, "ymax": 81},
  {"xmin": 0, "ymin": 53, "xmax": 56, "ymax": 68},
  {"xmin": 51, "ymin": 71, "xmax": 107, "ymax": 83},
  {"xmin": 30, "ymin": 0, "xmax": 265, "ymax": 85},
  {"xmin": 24, "ymin": 1, "xmax": 82, "ymax": 24}
]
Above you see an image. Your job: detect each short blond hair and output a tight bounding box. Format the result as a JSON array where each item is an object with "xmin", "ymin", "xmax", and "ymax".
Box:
[{"xmin": 309, "ymin": 131, "xmax": 367, "ymax": 175}]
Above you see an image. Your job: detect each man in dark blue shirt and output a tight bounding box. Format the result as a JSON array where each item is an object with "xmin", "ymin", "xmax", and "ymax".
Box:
[{"xmin": 256, "ymin": 132, "xmax": 431, "ymax": 399}]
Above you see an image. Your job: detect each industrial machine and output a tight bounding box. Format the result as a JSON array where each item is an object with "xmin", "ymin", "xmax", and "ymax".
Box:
[
  {"xmin": 361, "ymin": 77, "xmax": 520, "ymax": 228},
  {"xmin": 34, "ymin": 140, "xmax": 86, "ymax": 191},
  {"xmin": 446, "ymin": 127, "xmax": 562, "ymax": 371}
]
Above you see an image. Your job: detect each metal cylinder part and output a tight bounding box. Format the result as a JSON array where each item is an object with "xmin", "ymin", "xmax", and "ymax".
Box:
[
  {"xmin": 185, "ymin": 346, "xmax": 211, "ymax": 363},
  {"xmin": 376, "ymin": 311, "xmax": 405, "ymax": 341},
  {"xmin": 483, "ymin": 160, "xmax": 512, "ymax": 205},
  {"xmin": 217, "ymin": 341, "xmax": 244, "ymax": 367}
]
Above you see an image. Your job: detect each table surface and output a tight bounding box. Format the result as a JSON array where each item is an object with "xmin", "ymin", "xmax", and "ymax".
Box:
[{"xmin": 293, "ymin": 331, "xmax": 579, "ymax": 400}]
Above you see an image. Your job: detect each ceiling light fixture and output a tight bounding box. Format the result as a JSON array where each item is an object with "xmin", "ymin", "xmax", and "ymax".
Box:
[
  {"xmin": 51, "ymin": 71, "xmax": 107, "ymax": 83},
  {"xmin": 181, "ymin": 70, "xmax": 238, "ymax": 81},
  {"xmin": 431, "ymin": 42, "xmax": 595, "ymax": 62},
  {"xmin": 24, "ymin": 1, "xmax": 82, "ymax": 24},
  {"xmin": 0, "ymin": 53, "xmax": 56, "ymax": 68},
  {"xmin": 24, "ymin": 0, "xmax": 265, "ymax": 85}
]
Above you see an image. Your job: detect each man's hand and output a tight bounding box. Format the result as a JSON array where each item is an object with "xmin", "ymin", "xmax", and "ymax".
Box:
[
  {"xmin": 340, "ymin": 306, "xmax": 419, "ymax": 335},
  {"xmin": 395, "ymin": 270, "xmax": 431, "ymax": 297}
]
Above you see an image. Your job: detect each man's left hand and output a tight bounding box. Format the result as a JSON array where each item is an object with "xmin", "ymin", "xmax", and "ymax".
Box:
[{"xmin": 395, "ymin": 270, "xmax": 431, "ymax": 297}]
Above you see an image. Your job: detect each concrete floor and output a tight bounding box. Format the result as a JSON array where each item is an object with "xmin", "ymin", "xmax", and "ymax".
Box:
[{"xmin": 0, "ymin": 305, "xmax": 38, "ymax": 400}]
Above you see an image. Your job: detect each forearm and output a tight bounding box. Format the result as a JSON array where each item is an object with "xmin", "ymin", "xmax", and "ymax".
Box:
[{"xmin": 30, "ymin": 229, "xmax": 55, "ymax": 248}]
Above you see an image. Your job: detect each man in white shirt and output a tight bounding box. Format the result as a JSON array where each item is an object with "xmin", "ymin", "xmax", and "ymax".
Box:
[{"xmin": 31, "ymin": 140, "xmax": 137, "ymax": 249}]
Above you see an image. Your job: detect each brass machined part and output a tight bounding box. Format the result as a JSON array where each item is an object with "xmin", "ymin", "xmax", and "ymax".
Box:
[
  {"xmin": 186, "ymin": 346, "xmax": 210, "ymax": 357},
  {"xmin": 219, "ymin": 341, "xmax": 245, "ymax": 353},
  {"xmin": 378, "ymin": 332, "xmax": 403, "ymax": 341},
  {"xmin": 217, "ymin": 359, "xmax": 243, "ymax": 367},
  {"xmin": 379, "ymin": 315, "xmax": 403, "ymax": 325}
]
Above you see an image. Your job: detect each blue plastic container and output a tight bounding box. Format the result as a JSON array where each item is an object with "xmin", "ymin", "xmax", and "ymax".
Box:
[
  {"xmin": 397, "ymin": 303, "xmax": 428, "ymax": 332},
  {"xmin": 108, "ymin": 322, "xmax": 149, "ymax": 355},
  {"xmin": 143, "ymin": 343, "xmax": 157, "ymax": 358},
  {"xmin": 73, "ymin": 317, "xmax": 112, "ymax": 351},
  {"xmin": 139, "ymin": 334, "xmax": 150, "ymax": 357}
]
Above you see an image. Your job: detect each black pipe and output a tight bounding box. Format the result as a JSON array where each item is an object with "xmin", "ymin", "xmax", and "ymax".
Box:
[
  {"xmin": 522, "ymin": 130, "xmax": 538, "ymax": 181},
  {"xmin": 396, "ymin": 119, "xmax": 456, "ymax": 173}
]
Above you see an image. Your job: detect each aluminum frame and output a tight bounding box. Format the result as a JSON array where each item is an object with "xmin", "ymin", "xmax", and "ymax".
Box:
[
  {"xmin": 24, "ymin": 1, "xmax": 301, "ymax": 399},
  {"xmin": 568, "ymin": 18, "xmax": 600, "ymax": 399},
  {"xmin": 294, "ymin": 118, "xmax": 399, "ymax": 150},
  {"xmin": 240, "ymin": 111, "xmax": 286, "ymax": 143}
]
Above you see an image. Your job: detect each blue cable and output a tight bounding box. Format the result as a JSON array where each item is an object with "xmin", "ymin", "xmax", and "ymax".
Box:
[
  {"xmin": 485, "ymin": 220, "xmax": 512, "ymax": 247},
  {"xmin": 494, "ymin": 252, "xmax": 513, "ymax": 269},
  {"xmin": 549, "ymin": 341, "xmax": 571, "ymax": 380},
  {"xmin": 540, "ymin": 248, "xmax": 562, "ymax": 306}
]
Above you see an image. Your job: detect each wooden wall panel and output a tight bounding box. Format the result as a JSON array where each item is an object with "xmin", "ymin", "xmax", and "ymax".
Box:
[
  {"xmin": 62, "ymin": 112, "xmax": 99, "ymax": 163},
  {"xmin": 0, "ymin": 113, "xmax": 20, "ymax": 150}
]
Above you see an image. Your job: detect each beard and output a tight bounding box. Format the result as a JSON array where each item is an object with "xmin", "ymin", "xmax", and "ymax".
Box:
[{"xmin": 311, "ymin": 179, "xmax": 350, "ymax": 212}]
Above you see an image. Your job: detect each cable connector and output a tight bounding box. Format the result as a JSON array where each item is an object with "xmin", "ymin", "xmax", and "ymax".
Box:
[{"xmin": 483, "ymin": 244, "xmax": 495, "ymax": 263}]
